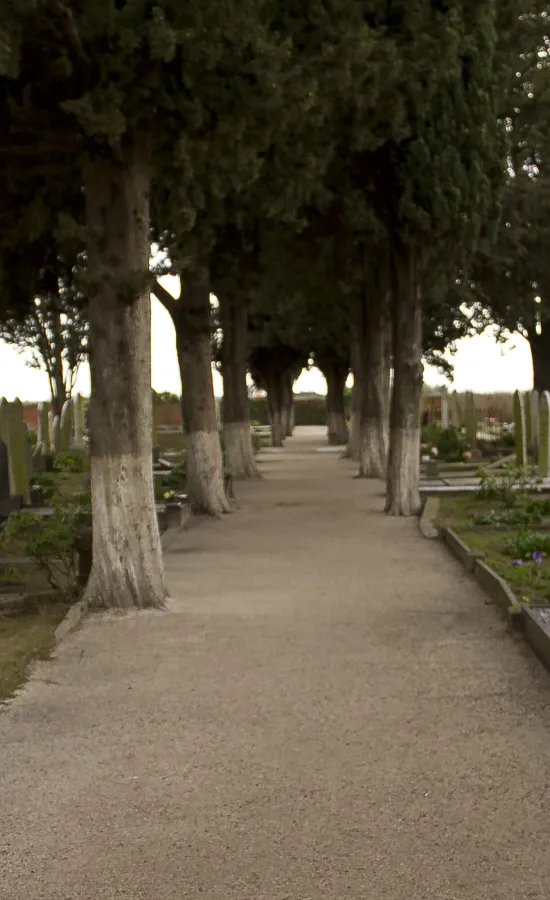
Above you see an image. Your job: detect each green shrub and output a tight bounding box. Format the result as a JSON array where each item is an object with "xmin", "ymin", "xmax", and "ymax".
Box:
[
  {"xmin": 0, "ymin": 499, "xmax": 83, "ymax": 593},
  {"xmin": 503, "ymin": 531, "xmax": 550, "ymax": 559},
  {"xmin": 53, "ymin": 449, "xmax": 89, "ymax": 474},
  {"xmin": 421, "ymin": 423, "xmax": 466, "ymax": 462},
  {"xmin": 476, "ymin": 464, "xmax": 540, "ymax": 507},
  {"xmin": 24, "ymin": 428, "xmax": 37, "ymax": 446},
  {"xmin": 472, "ymin": 507, "xmax": 543, "ymax": 527}
]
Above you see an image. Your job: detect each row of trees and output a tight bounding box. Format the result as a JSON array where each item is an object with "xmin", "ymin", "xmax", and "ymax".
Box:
[{"xmin": 0, "ymin": 2, "xmax": 548, "ymax": 610}]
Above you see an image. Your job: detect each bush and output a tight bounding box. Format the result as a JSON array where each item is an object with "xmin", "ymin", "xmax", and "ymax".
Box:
[
  {"xmin": 53, "ymin": 449, "xmax": 89, "ymax": 474},
  {"xmin": 0, "ymin": 498, "xmax": 85, "ymax": 593},
  {"xmin": 421, "ymin": 423, "xmax": 466, "ymax": 462},
  {"xmin": 24, "ymin": 428, "xmax": 37, "ymax": 446},
  {"xmin": 503, "ymin": 531, "xmax": 550, "ymax": 559},
  {"xmin": 476, "ymin": 464, "xmax": 540, "ymax": 507}
]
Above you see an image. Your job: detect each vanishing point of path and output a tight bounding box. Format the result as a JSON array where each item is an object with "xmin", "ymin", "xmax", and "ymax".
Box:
[{"xmin": 2, "ymin": 427, "xmax": 550, "ymax": 899}]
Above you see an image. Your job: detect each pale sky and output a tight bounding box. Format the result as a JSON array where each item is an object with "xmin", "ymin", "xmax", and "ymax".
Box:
[{"xmin": 0, "ymin": 275, "xmax": 534, "ymax": 402}]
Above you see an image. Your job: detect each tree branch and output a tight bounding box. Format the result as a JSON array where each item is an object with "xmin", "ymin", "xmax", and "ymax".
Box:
[{"xmin": 151, "ymin": 278, "xmax": 179, "ymax": 318}]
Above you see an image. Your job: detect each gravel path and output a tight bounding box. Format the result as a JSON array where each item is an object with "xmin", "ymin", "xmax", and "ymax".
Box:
[{"xmin": 2, "ymin": 427, "xmax": 550, "ymax": 899}]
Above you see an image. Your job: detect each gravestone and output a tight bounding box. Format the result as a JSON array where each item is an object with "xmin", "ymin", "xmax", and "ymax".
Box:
[
  {"xmin": 74, "ymin": 393, "xmax": 86, "ymax": 445},
  {"xmin": 60, "ymin": 399, "xmax": 73, "ymax": 452},
  {"xmin": 0, "ymin": 398, "xmax": 30, "ymax": 503},
  {"xmin": 51, "ymin": 415, "xmax": 61, "ymax": 453},
  {"xmin": 464, "ymin": 392, "xmax": 477, "ymax": 449},
  {"xmin": 539, "ymin": 392, "xmax": 550, "ymax": 476},
  {"xmin": 0, "ymin": 440, "xmax": 10, "ymax": 501},
  {"xmin": 36, "ymin": 401, "xmax": 49, "ymax": 454},
  {"xmin": 514, "ymin": 389, "xmax": 527, "ymax": 466},
  {"xmin": 529, "ymin": 390, "xmax": 540, "ymax": 460}
]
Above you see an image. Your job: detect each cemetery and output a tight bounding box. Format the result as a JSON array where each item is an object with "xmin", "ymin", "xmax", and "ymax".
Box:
[{"xmin": 2, "ymin": 5, "xmax": 550, "ymax": 898}]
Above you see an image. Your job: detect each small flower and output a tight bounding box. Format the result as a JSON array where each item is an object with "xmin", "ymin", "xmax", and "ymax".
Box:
[
  {"xmin": 532, "ymin": 551, "xmax": 543, "ymax": 563},
  {"xmin": 511, "ymin": 559, "xmax": 523, "ymax": 567}
]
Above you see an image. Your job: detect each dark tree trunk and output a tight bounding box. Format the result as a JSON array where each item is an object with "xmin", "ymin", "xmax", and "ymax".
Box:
[
  {"xmin": 357, "ymin": 293, "xmax": 390, "ymax": 479},
  {"xmin": 530, "ymin": 329, "xmax": 550, "ymax": 392},
  {"xmin": 385, "ymin": 247, "xmax": 423, "ymax": 516},
  {"xmin": 84, "ymin": 136, "xmax": 166, "ymax": 610},
  {"xmin": 321, "ymin": 360, "xmax": 349, "ymax": 446},
  {"xmin": 281, "ymin": 372, "xmax": 294, "ymax": 438},
  {"xmin": 220, "ymin": 295, "xmax": 259, "ymax": 478},
  {"xmin": 345, "ymin": 328, "xmax": 362, "ymax": 461},
  {"xmin": 266, "ymin": 373, "xmax": 285, "ymax": 447},
  {"xmin": 177, "ymin": 280, "xmax": 230, "ymax": 515}
]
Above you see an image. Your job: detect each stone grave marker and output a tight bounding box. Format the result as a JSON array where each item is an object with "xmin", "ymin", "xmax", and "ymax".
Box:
[
  {"xmin": 0, "ymin": 440, "xmax": 10, "ymax": 501},
  {"xmin": 529, "ymin": 390, "xmax": 540, "ymax": 460},
  {"xmin": 0, "ymin": 398, "xmax": 30, "ymax": 503},
  {"xmin": 464, "ymin": 392, "xmax": 477, "ymax": 449},
  {"xmin": 51, "ymin": 415, "xmax": 61, "ymax": 453},
  {"xmin": 539, "ymin": 392, "xmax": 550, "ymax": 477},
  {"xmin": 60, "ymin": 399, "xmax": 73, "ymax": 452},
  {"xmin": 514, "ymin": 389, "xmax": 527, "ymax": 466}
]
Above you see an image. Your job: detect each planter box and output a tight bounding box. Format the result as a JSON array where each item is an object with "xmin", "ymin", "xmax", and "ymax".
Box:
[{"xmin": 522, "ymin": 606, "xmax": 550, "ymax": 672}]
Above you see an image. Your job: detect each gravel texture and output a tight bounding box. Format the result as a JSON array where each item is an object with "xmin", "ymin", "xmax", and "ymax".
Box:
[{"xmin": 2, "ymin": 427, "xmax": 550, "ymax": 899}]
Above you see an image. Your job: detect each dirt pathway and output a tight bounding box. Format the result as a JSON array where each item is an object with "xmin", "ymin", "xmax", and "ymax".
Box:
[{"xmin": 2, "ymin": 428, "xmax": 550, "ymax": 899}]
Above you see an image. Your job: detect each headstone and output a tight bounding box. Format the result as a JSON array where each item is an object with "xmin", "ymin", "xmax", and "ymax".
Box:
[
  {"xmin": 539, "ymin": 392, "xmax": 550, "ymax": 476},
  {"xmin": 440, "ymin": 393, "xmax": 449, "ymax": 429},
  {"xmin": 0, "ymin": 440, "xmax": 10, "ymax": 501},
  {"xmin": 529, "ymin": 390, "xmax": 540, "ymax": 460},
  {"xmin": 464, "ymin": 392, "xmax": 477, "ymax": 449},
  {"xmin": 51, "ymin": 415, "xmax": 61, "ymax": 453},
  {"xmin": 36, "ymin": 401, "xmax": 50, "ymax": 454},
  {"xmin": 60, "ymin": 399, "xmax": 73, "ymax": 452},
  {"xmin": 74, "ymin": 393, "xmax": 86, "ymax": 445},
  {"xmin": 0, "ymin": 398, "xmax": 30, "ymax": 503},
  {"xmin": 514, "ymin": 389, "xmax": 527, "ymax": 466}
]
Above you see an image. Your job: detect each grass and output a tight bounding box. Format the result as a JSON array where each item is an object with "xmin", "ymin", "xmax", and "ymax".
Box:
[
  {"xmin": 439, "ymin": 494, "xmax": 550, "ymax": 604},
  {"xmin": 0, "ymin": 601, "xmax": 69, "ymax": 703}
]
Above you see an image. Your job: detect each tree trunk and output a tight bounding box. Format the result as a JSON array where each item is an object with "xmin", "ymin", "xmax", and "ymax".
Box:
[
  {"xmin": 358, "ymin": 295, "xmax": 389, "ymax": 479},
  {"xmin": 323, "ymin": 361, "xmax": 348, "ymax": 446},
  {"xmin": 385, "ymin": 249, "xmax": 423, "ymax": 516},
  {"xmin": 345, "ymin": 329, "xmax": 362, "ymax": 461},
  {"xmin": 83, "ymin": 137, "xmax": 166, "ymax": 610},
  {"xmin": 220, "ymin": 295, "xmax": 259, "ymax": 479},
  {"xmin": 266, "ymin": 374, "xmax": 284, "ymax": 447},
  {"xmin": 281, "ymin": 373, "xmax": 294, "ymax": 438},
  {"xmin": 530, "ymin": 329, "xmax": 550, "ymax": 392},
  {"xmin": 177, "ymin": 281, "xmax": 230, "ymax": 515}
]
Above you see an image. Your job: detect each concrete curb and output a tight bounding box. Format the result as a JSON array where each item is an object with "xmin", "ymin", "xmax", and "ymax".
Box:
[
  {"xmin": 522, "ymin": 606, "xmax": 550, "ymax": 672},
  {"xmin": 474, "ymin": 559, "xmax": 522, "ymax": 615},
  {"xmin": 440, "ymin": 526, "xmax": 483, "ymax": 574},
  {"xmin": 419, "ymin": 497, "xmax": 440, "ymax": 539},
  {"xmin": 54, "ymin": 599, "xmax": 89, "ymax": 645}
]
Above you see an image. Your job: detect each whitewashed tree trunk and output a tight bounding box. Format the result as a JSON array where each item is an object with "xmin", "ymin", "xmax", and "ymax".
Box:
[
  {"xmin": 177, "ymin": 281, "xmax": 230, "ymax": 516},
  {"xmin": 386, "ymin": 250, "xmax": 423, "ymax": 516},
  {"xmin": 221, "ymin": 295, "xmax": 259, "ymax": 478},
  {"xmin": 84, "ymin": 136, "xmax": 166, "ymax": 610}
]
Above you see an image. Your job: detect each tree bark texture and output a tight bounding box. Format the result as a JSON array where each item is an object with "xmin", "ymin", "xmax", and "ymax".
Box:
[
  {"xmin": 357, "ymin": 298, "xmax": 390, "ymax": 479},
  {"xmin": 177, "ymin": 282, "xmax": 230, "ymax": 515},
  {"xmin": 385, "ymin": 248, "xmax": 423, "ymax": 516},
  {"xmin": 281, "ymin": 373, "xmax": 294, "ymax": 438},
  {"xmin": 266, "ymin": 373, "xmax": 285, "ymax": 447},
  {"xmin": 84, "ymin": 137, "xmax": 166, "ymax": 610},
  {"xmin": 220, "ymin": 295, "xmax": 259, "ymax": 479},
  {"xmin": 344, "ymin": 328, "xmax": 362, "ymax": 461},
  {"xmin": 530, "ymin": 329, "xmax": 550, "ymax": 393},
  {"xmin": 321, "ymin": 360, "xmax": 349, "ymax": 446}
]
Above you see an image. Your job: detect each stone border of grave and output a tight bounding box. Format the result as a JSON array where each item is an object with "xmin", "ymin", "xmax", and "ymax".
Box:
[{"xmin": 417, "ymin": 500, "xmax": 550, "ymax": 674}]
